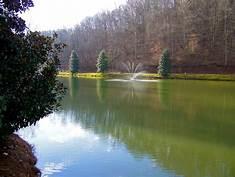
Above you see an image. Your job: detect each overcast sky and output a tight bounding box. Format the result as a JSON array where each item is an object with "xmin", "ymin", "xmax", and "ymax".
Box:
[{"xmin": 22, "ymin": 0, "xmax": 127, "ymax": 31}]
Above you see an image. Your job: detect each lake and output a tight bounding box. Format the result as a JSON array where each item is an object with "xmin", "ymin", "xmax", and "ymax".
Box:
[{"xmin": 19, "ymin": 78, "xmax": 235, "ymax": 177}]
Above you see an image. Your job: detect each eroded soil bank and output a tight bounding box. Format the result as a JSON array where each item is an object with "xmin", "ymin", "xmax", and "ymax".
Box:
[{"xmin": 0, "ymin": 134, "xmax": 41, "ymax": 177}]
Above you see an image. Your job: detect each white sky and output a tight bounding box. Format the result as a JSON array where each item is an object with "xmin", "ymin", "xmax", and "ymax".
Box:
[{"xmin": 22, "ymin": 0, "xmax": 127, "ymax": 31}]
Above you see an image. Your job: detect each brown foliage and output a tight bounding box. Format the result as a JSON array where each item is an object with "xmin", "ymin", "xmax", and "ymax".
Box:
[{"xmin": 49, "ymin": 0, "xmax": 235, "ymax": 73}]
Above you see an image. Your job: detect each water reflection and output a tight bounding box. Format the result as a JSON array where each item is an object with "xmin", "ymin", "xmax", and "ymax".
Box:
[
  {"xmin": 19, "ymin": 113, "xmax": 169, "ymax": 177},
  {"xmin": 96, "ymin": 79, "xmax": 108, "ymax": 103},
  {"xmin": 19, "ymin": 79, "xmax": 235, "ymax": 177},
  {"xmin": 42, "ymin": 162, "xmax": 66, "ymax": 177}
]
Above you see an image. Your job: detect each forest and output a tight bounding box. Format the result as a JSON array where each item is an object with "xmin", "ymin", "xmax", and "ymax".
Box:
[{"xmin": 45, "ymin": 0, "xmax": 235, "ymax": 73}]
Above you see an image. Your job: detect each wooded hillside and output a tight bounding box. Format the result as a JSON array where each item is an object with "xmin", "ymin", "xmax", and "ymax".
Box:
[{"xmin": 45, "ymin": 0, "xmax": 235, "ymax": 73}]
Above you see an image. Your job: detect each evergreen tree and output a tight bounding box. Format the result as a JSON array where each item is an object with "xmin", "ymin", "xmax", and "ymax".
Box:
[
  {"xmin": 158, "ymin": 49, "xmax": 171, "ymax": 77},
  {"xmin": 96, "ymin": 50, "xmax": 108, "ymax": 73},
  {"xmin": 69, "ymin": 50, "xmax": 79, "ymax": 73}
]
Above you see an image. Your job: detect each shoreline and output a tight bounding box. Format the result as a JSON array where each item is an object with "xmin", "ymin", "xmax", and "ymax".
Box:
[
  {"xmin": 58, "ymin": 72, "xmax": 235, "ymax": 81},
  {"xmin": 0, "ymin": 134, "xmax": 40, "ymax": 177}
]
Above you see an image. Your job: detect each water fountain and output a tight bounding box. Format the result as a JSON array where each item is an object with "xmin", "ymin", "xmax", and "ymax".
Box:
[
  {"xmin": 122, "ymin": 61, "xmax": 143, "ymax": 74},
  {"xmin": 106, "ymin": 61, "xmax": 158, "ymax": 82},
  {"xmin": 130, "ymin": 72, "xmax": 144, "ymax": 80},
  {"xmin": 122, "ymin": 61, "xmax": 144, "ymax": 80}
]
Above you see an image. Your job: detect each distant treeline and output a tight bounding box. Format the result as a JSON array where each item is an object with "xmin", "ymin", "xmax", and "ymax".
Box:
[{"xmin": 44, "ymin": 0, "xmax": 235, "ymax": 73}]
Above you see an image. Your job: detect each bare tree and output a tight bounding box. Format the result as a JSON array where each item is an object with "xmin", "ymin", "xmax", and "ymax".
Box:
[{"xmin": 52, "ymin": 0, "xmax": 235, "ymax": 73}]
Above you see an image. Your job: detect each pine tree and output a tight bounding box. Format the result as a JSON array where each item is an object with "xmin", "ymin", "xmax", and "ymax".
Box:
[
  {"xmin": 158, "ymin": 49, "xmax": 171, "ymax": 77},
  {"xmin": 96, "ymin": 50, "xmax": 108, "ymax": 73},
  {"xmin": 69, "ymin": 50, "xmax": 79, "ymax": 73}
]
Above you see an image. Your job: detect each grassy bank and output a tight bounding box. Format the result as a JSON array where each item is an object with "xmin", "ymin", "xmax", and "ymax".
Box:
[
  {"xmin": 170, "ymin": 74, "xmax": 235, "ymax": 81},
  {"xmin": 58, "ymin": 72, "xmax": 235, "ymax": 81}
]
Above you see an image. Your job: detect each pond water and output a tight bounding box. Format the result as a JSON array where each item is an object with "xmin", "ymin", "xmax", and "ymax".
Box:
[{"xmin": 19, "ymin": 78, "xmax": 235, "ymax": 177}]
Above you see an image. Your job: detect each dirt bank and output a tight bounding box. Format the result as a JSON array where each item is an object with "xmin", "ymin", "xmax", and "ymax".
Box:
[{"xmin": 0, "ymin": 134, "xmax": 41, "ymax": 177}]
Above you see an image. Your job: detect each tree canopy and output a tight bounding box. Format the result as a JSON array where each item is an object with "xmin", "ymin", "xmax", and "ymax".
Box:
[
  {"xmin": 0, "ymin": 0, "xmax": 34, "ymax": 33},
  {"xmin": 0, "ymin": 0, "xmax": 65, "ymax": 136},
  {"xmin": 47, "ymin": 0, "xmax": 235, "ymax": 73}
]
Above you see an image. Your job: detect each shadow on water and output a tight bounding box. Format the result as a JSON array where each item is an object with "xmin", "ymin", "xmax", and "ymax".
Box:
[{"xmin": 57, "ymin": 78, "xmax": 235, "ymax": 177}]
